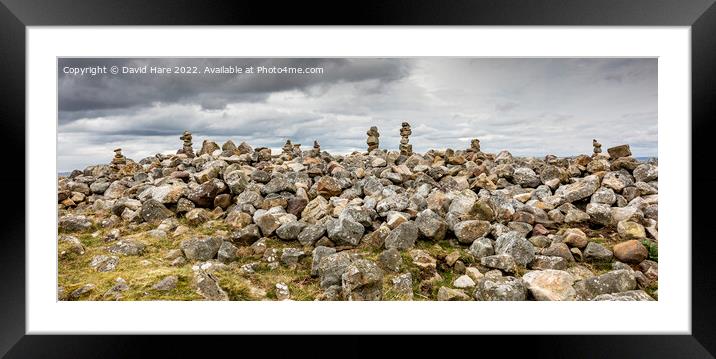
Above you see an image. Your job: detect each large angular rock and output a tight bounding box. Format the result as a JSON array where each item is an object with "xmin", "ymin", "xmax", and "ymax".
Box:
[
  {"xmin": 301, "ymin": 196, "xmax": 329, "ymax": 223},
  {"xmin": 180, "ymin": 237, "xmax": 222, "ymax": 261},
  {"xmin": 59, "ymin": 215, "xmax": 93, "ymax": 232},
  {"xmin": 224, "ymin": 170, "xmax": 249, "ymax": 195},
  {"xmin": 473, "ymin": 276, "xmax": 527, "ymax": 301},
  {"xmin": 453, "ymin": 220, "xmax": 491, "ymax": 244},
  {"xmin": 494, "ymin": 232, "xmax": 535, "ymax": 266},
  {"xmin": 513, "ymin": 167, "xmax": 541, "ymax": 188},
  {"xmin": 414, "ymin": 209, "xmax": 448, "ymax": 240},
  {"xmin": 574, "ymin": 269, "xmax": 636, "ymax": 299},
  {"xmin": 326, "ymin": 216, "xmax": 364, "ymax": 246},
  {"xmin": 186, "ymin": 180, "xmax": 225, "ymax": 208},
  {"xmin": 317, "ymin": 251, "xmax": 353, "ymax": 288},
  {"xmin": 607, "ymin": 144, "xmax": 632, "ymax": 159},
  {"xmin": 140, "ymin": 199, "xmax": 174, "ymax": 222},
  {"xmin": 276, "ymin": 221, "xmax": 307, "ymax": 241},
  {"xmin": 522, "ymin": 269, "xmax": 576, "ymax": 301},
  {"xmin": 316, "ymin": 176, "xmax": 343, "ymax": 198},
  {"xmin": 584, "ymin": 242, "xmax": 613, "ymax": 262},
  {"xmin": 633, "ymin": 164, "xmax": 658, "ymax": 183},
  {"xmin": 557, "ymin": 175, "xmax": 600, "ymax": 203},
  {"xmin": 384, "ymin": 221, "xmax": 419, "ymax": 250},
  {"xmin": 480, "ymin": 254, "xmax": 517, "ymax": 273},
  {"xmin": 298, "ymin": 224, "xmax": 326, "ymax": 246},
  {"xmin": 468, "ymin": 237, "xmax": 494, "ymax": 259},
  {"xmin": 107, "ymin": 239, "xmax": 146, "ymax": 256},
  {"xmin": 342, "ymin": 259, "xmax": 384, "ymax": 300},
  {"xmin": 311, "ymin": 246, "xmax": 336, "ymax": 277}
]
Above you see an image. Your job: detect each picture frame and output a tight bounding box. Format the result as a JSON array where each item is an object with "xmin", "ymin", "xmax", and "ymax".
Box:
[{"xmin": 2, "ymin": 0, "xmax": 714, "ymax": 357}]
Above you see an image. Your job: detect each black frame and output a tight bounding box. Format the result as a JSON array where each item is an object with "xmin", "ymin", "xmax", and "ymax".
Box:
[{"xmin": 2, "ymin": 0, "xmax": 715, "ymax": 357}]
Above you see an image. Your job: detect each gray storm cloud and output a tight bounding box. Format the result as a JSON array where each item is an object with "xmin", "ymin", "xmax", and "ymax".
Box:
[{"xmin": 57, "ymin": 57, "xmax": 657, "ymax": 172}]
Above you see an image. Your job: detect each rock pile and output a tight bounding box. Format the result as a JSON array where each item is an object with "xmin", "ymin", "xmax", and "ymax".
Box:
[{"xmin": 58, "ymin": 131, "xmax": 658, "ymax": 301}]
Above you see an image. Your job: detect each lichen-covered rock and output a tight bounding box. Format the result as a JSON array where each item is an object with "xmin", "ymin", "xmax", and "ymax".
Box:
[
  {"xmin": 453, "ymin": 220, "xmax": 491, "ymax": 244},
  {"xmin": 180, "ymin": 237, "xmax": 222, "ymax": 261},
  {"xmin": 473, "ymin": 276, "xmax": 527, "ymax": 301},
  {"xmin": 522, "ymin": 269, "xmax": 576, "ymax": 301},
  {"xmin": 574, "ymin": 269, "xmax": 636, "ymax": 299},
  {"xmin": 326, "ymin": 216, "xmax": 364, "ymax": 246},
  {"xmin": 384, "ymin": 221, "xmax": 419, "ymax": 250},
  {"xmin": 494, "ymin": 232, "xmax": 535, "ymax": 266},
  {"xmin": 342, "ymin": 259, "xmax": 384, "ymax": 300}
]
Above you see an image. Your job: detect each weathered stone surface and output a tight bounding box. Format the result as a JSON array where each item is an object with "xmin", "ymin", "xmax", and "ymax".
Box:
[
  {"xmin": 326, "ymin": 216, "xmax": 364, "ymax": 246},
  {"xmin": 607, "ymin": 144, "xmax": 632, "ymax": 159},
  {"xmin": 453, "ymin": 219, "xmax": 491, "ymax": 244},
  {"xmin": 180, "ymin": 237, "xmax": 222, "ymax": 261},
  {"xmin": 494, "ymin": 232, "xmax": 535, "ymax": 266},
  {"xmin": 574, "ymin": 270, "xmax": 636, "ymax": 299},
  {"xmin": 557, "ymin": 175, "xmax": 600, "ymax": 203},
  {"xmin": 612, "ymin": 240, "xmax": 648, "ymax": 264},
  {"xmin": 474, "ymin": 276, "xmax": 527, "ymax": 301},
  {"xmin": 342, "ymin": 259, "xmax": 384, "ymax": 300},
  {"xmin": 437, "ymin": 287, "xmax": 471, "ymax": 301},
  {"xmin": 584, "ymin": 242, "xmax": 613, "ymax": 262},
  {"xmin": 59, "ymin": 215, "xmax": 93, "ymax": 232},
  {"xmin": 384, "ymin": 221, "xmax": 419, "ymax": 250},
  {"xmin": 468, "ymin": 237, "xmax": 494, "ymax": 259},
  {"xmin": 522, "ymin": 269, "xmax": 576, "ymax": 301},
  {"xmin": 415, "ymin": 209, "xmax": 448, "ymax": 240}
]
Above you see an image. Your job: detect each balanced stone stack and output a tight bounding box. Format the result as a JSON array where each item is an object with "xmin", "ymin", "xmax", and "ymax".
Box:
[
  {"xmin": 399, "ymin": 122, "xmax": 412, "ymax": 156},
  {"xmin": 281, "ymin": 140, "xmax": 293, "ymax": 160},
  {"xmin": 178, "ymin": 130, "xmax": 195, "ymax": 158},
  {"xmin": 592, "ymin": 139, "xmax": 602, "ymax": 156},
  {"xmin": 58, "ymin": 129, "xmax": 658, "ymax": 302},
  {"xmin": 469, "ymin": 139, "xmax": 481, "ymax": 153},
  {"xmin": 312, "ymin": 140, "xmax": 321, "ymax": 157},
  {"xmin": 292, "ymin": 144, "xmax": 302, "ymax": 159},
  {"xmin": 111, "ymin": 148, "xmax": 126, "ymax": 165},
  {"xmin": 366, "ymin": 126, "xmax": 380, "ymax": 152}
]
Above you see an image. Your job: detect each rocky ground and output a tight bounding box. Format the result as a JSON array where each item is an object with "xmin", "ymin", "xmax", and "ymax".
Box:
[{"xmin": 57, "ymin": 136, "xmax": 658, "ymax": 301}]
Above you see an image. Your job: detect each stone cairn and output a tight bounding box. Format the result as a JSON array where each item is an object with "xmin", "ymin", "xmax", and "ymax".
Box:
[
  {"xmin": 179, "ymin": 130, "xmax": 195, "ymax": 158},
  {"xmin": 366, "ymin": 126, "xmax": 380, "ymax": 152},
  {"xmin": 469, "ymin": 138, "xmax": 481, "ymax": 152},
  {"xmin": 111, "ymin": 148, "xmax": 126, "ymax": 165},
  {"xmin": 312, "ymin": 140, "xmax": 321, "ymax": 157},
  {"xmin": 399, "ymin": 122, "xmax": 412, "ymax": 156},
  {"xmin": 282, "ymin": 140, "xmax": 293, "ymax": 160},
  {"xmin": 292, "ymin": 143, "xmax": 302, "ymax": 159},
  {"xmin": 592, "ymin": 139, "xmax": 602, "ymax": 156}
]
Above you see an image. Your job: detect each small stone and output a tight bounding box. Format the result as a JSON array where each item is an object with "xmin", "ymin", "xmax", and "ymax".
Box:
[
  {"xmin": 562, "ymin": 228, "xmax": 588, "ymax": 248},
  {"xmin": 152, "ymin": 275, "xmax": 178, "ymax": 291},
  {"xmin": 275, "ymin": 282, "xmax": 291, "ymax": 300},
  {"xmin": 90, "ymin": 255, "xmax": 119, "ymax": 272},
  {"xmin": 584, "ymin": 242, "xmax": 613, "ymax": 262},
  {"xmin": 612, "ymin": 240, "xmax": 648, "ymax": 264},
  {"xmin": 453, "ymin": 275, "xmax": 476, "ymax": 289},
  {"xmin": 378, "ymin": 248, "xmax": 402, "ymax": 272},
  {"xmin": 437, "ymin": 287, "xmax": 470, "ymax": 301},
  {"xmin": 617, "ymin": 220, "xmax": 646, "ymax": 240}
]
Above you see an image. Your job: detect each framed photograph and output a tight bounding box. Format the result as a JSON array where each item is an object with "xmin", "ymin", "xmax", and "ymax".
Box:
[{"xmin": 3, "ymin": 0, "xmax": 715, "ymax": 357}]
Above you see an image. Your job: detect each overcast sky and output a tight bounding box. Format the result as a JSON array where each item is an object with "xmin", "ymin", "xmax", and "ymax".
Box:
[{"xmin": 58, "ymin": 57, "xmax": 657, "ymax": 172}]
